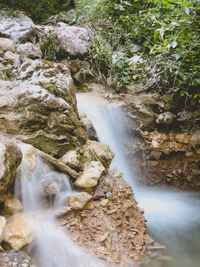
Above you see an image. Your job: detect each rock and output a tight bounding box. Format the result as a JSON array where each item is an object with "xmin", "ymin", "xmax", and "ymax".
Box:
[
  {"xmin": 0, "ymin": 38, "xmax": 16, "ymax": 52},
  {"xmin": 0, "ymin": 216, "xmax": 6, "ymax": 243},
  {"xmin": 55, "ymin": 24, "xmax": 91, "ymax": 57},
  {"xmin": 69, "ymin": 192, "xmax": 92, "ymax": 210},
  {"xmin": 78, "ymin": 110, "xmax": 98, "ymax": 141},
  {"xmin": 93, "ymin": 187, "xmax": 105, "ymax": 200},
  {"xmin": 81, "ymin": 140, "xmax": 114, "ymax": 169},
  {"xmin": 0, "ymin": 135, "xmax": 22, "ymax": 202},
  {"xmin": 21, "ymin": 144, "xmax": 37, "ymax": 174},
  {"xmin": 0, "ymin": 250, "xmax": 35, "ymax": 267},
  {"xmin": 0, "ymin": 60, "xmax": 87, "ymax": 156},
  {"xmin": 190, "ymin": 130, "xmax": 200, "ymax": 146},
  {"xmin": 174, "ymin": 132, "xmax": 188, "ymax": 143},
  {"xmin": 75, "ymin": 161, "xmax": 105, "ymax": 191},
  {"xmin": 60, "ymin": 150, "xmax": 80, "ymax": 170},
  {"xmin": 156, "ymin": 112, "xmax": 174, "ymax": 125},
  {"xmin": 55, "ymin": 206, "xmax": 71, "ymax": 218},
  {"xmin": 16, "ymin": 43, "xmax": 42, "ymax": 59},
  {"xmin": 3, "ymin": 51, "xmax": 20, "ymax": 65},
  {"xmin": 0, "ymin": 15, "xmax": 35, "ymax": 43},
  {"xmin": 40, "ymin": 180, "xmax": 59, "ymax": 199},
  {"xmin": 3, "ymin": 197, "xmax": 23, "ymax": 215},
  {"xmin": 3, "ymin": 213, "xmax": 34, "ymax": 250}
]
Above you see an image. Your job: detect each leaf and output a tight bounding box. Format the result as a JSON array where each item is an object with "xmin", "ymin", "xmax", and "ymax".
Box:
[
  {"xmin": 173, "ymin": 53, "xmax": 180, "ymax": 60},
  {"xmin": 171, "ymin": 41, "xmax": 178, "ymax": 48},
  {"xmin": 184, "ymin": 6, "xmax": 190, "ymax": 15},
  {"xmin": 163, "ymin": 39, "xmax": 168, "ymax": 47}
]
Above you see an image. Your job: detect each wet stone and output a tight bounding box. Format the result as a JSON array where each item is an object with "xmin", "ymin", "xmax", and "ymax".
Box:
[{"xmin": 0, "ymin": 250, "xmax": 35, "ymax": 267}]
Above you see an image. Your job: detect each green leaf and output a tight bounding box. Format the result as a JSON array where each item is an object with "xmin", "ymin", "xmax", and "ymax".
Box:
[
  {"xmin": 184, "ymin": 7, "xmax": 190, "ymax": 15},
  {"xmin": 171, "ymin": 41, "xmax": 178, "ymax": 48}
]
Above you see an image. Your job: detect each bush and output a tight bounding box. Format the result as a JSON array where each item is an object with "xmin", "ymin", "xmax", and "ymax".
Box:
[{"xmin": 0, "ymin": 0, "xmax": 75, "ymax": 23}]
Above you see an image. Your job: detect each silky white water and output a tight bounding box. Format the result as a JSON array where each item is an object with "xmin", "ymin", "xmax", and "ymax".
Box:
[
  {"xmin": 15, "ymin": 143, "xmax": 105, "ymax": 267},
  {"xmin": 77, "ymin": 92, "xmax": 200, "ymax": 267}
]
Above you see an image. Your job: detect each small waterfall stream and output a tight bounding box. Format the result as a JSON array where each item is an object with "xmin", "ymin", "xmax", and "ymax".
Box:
[
  {"xmin": 15, "ymin": 143, "xmax": 105, "ymax": 267},
  {"xmin": 77, "ymin": 92, "xmax": 200, "ymax": 267}
]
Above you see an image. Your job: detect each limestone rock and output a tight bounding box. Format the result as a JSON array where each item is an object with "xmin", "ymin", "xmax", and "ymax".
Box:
[
  {"xmin": 60, "ymin": 150, "xmax": 80, "ymax": 170},
  {"xmin": 81, "ymin": 140, "xmax": 114, "ymax": 169},
  {"xmin": 69, "ymin": 192, "xmax": 92, "ymax": 210},
  {"xmin": 0, "ymin": 60, "xmax": 87, "ymax": 155},
  {"xmin": 3, "ymin": 197, "xmax": 23, "ymax": 215},
  {"xmin": 0, "ymin": 38, "xmax": 16, "ymax": 52},
  {"xmin": 21, "ymin": 144, "xmax": 37, "ymax": 174},
  {"xmin": 78, "ymin": 110, "xmax": 98, "ymax": 141},
  {"xmin": 75, "ymin": 161, "xmax": 105, "ymax": 191},
  {"xmin": 0, "ymin": 15, "xmax": 35, "ymax": 43},
  {"xmin": 55, "ymin": 24, "xmax": 91, "ymax": 57},
  {"xmin": 0, "ymin": 135, "xmax": 22, "ymax": 202},
  {"xmin": 3, "ymin": 51, "xmax": 20, "ymax": 65},
  {"xmin": 0, "ymin": 250, "xmax": 35, "ymax": 267},
  {"xmin": 0, "ymin": 216, "xmax": 6, "ymax": 243},
  {"xmin": 40, "ymin": 180, "xmax": 59, "ymax": 199},
  {"xmin": 3, "ymin": 213, "xmax": 34, "ymax": 250},
  {"xmin": 92, "ymin": 187, "xmax": 105, "ymax": 200},
  {"xmin": 190, "ymin": 130, "xmax": 200, "ymax": 146},
  {"xmin": 16, "ymin": 43, "xmax": 42, "ymax": 59}
]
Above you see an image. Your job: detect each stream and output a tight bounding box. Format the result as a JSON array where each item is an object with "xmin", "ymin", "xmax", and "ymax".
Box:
[{"xmin": 77, "ymin": 92, "xmax": 200, "ymax": 267}]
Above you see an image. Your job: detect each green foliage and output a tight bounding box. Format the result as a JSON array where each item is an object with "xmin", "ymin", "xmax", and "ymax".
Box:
[
  {"xmin": 78, "ymin": 0, "xmax": 200, "ymax": 99},
  {"xmin": 0, "ymin": 0, "xmax": 75, "ymax": 23},
  {"xmin": 40, "ymin": 32, "xmax": 57, "ymax": 61}
]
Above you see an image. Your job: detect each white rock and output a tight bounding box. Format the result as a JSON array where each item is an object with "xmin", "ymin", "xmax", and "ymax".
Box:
[
  {"xmin": 0, "ymin": 38, "xmax": 16, "ymax": 52},
  {"xmin": 75, "ymin": 161, "xmax": 105, "ymax": 191},
  {"xmin": 0, "ymin": 216, "xmax": 6, "ymax": 243},
  {"xmin": 69, "ymin": 192, "xmax": 92, "ymax": 210}
]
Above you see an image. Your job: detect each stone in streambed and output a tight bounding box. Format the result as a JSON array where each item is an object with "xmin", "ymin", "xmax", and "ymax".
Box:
[
  {"xmin": 0, "ymin": 250, "xmax": 35, "ymax": 267},
  {"xmin": 74, "ymin": 161, "xmax": 105, "ymax": 191},
  {"xmin": 3, "ymin": 213, "xmax": 35, "ymax": 250},
  {"xmin": 69, "ymin": 192, "xmax": 92, "ymax": 210},
  {"xmin": 93, "ymin": 187, "xmax": 105, "ymax": 200},
  {"xmin": 3, "ymin": 197, "xmax": 23, "ymax": 215}
]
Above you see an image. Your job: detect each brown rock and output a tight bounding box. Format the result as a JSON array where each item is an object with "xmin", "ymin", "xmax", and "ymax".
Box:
[{"xmin": 93, "ymin": 187, "xmax": 105, "ymax": 200}]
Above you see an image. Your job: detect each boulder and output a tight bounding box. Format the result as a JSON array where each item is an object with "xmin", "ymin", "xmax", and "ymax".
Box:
[
  {"xmin": 0, "ymin": 250, "xmax": 35, "ymax": 267},
  {"xmin": 0, "ymin": 135, "xmax": 22, "ymax": 202},
  {"xmin": 69, "ymin": 192, "xmax": 92, "ymax": 210},
  {"xmin": 0, "ymin": 60, "xmax": 87, "ymax": 156},
  {"xmin": 0, "ymin": 38, "xmax": 16, "ymax": 52},
  {"xmin": 81, "ymin": 140, "xmax": 114, "ymax": 169},
  {"xmin": 190, "ymin": 130, "xmax": 200, "ymax": 146},
  {"xmin": 55, "ymin": 24, "xmax": 91, "ymax": 57},
  {"xmin": 0, "ymin": 15, "xmax": 35, "ymax": 43},
  {"xmin": 3, "ymin": 213, "xmax": 34, "ymax": 250},
  {"xmin": 38, "ymin": 24, "xmax": 91, "ymax": 58},
  {"xmin": 75, "ymin": 161, "xmax": 105, "ymax": 191},
  {"xmin": 3, "ymin": 197, "xmax": 23, "ymax": 215},
  {"xmin": 16, "ymin": 43, "xmax": 42, "ymax": 59},
  {"xmin": 40, "ymin": 180, "xmax": 59, "ymax": 199},
  {"xmin": 0, "ymin": 216, "xmax": 6, "ymax": 243}
]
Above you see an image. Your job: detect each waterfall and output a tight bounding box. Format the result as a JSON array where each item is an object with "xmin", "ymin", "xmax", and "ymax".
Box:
[
  {"xmin": 15, "ymin": 143, "xmax": 105, "ymax": 267},
  {"xmin": 77, "ymin": 92, "xmax": 200, "ymax": 267}
]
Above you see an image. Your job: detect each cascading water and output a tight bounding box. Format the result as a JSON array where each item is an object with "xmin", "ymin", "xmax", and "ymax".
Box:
[
  {"xmin": 15, "ymin": 143, "xmax": 105, "ymax": 267},
  {"xmin": 77, "ymin": 92, "xmax": 200, "ymax": 267}
]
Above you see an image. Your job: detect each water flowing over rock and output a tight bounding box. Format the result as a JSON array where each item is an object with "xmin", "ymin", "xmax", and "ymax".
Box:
[
  {"xmin": 0, "ymin": 136, "xmax": 22, "ymax": 202},
  {"xmin": 0, "ymin": 60, "xmax": 87, "ymax": 155},
  {"xmin": 3, "ymin": 213, "xmax": 35, "ymax": 250},
  {"xmin": 0, "ymin": 15, "xmax": 35, "ymax": 43},
  {"xmin": 0, "ymin": 250, "xmax": 35, "ymax": 267}
]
